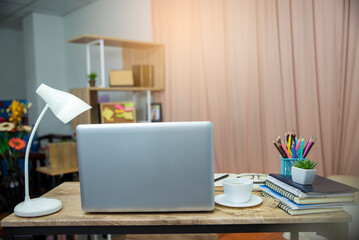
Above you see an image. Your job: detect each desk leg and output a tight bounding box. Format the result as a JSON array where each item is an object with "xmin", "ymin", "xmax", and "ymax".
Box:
[{"xmin": 290, "ymin": 231, "xmax": 299, "ymax": 240}]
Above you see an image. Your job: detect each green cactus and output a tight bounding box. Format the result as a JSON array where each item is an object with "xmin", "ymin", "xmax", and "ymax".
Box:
[{"xmin": 292, "ymin": 159, "xmax": 317, "ymax": 169}]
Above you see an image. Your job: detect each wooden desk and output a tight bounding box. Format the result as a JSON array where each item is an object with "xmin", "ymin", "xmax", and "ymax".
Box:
[{"xmin": 1, "ymin": 182, "xmax": 352, "ymax": 240}]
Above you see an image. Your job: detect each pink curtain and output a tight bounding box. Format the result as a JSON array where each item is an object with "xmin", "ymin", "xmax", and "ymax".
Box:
[{"xmin": 151, "ymin": 0, "xmax": 359, "ymax": 176}]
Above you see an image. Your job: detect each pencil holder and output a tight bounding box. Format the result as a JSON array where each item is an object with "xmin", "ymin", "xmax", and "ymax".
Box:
[{"xmin": 280, "ymin": 157, "xmax": 306, "ymax": 175}]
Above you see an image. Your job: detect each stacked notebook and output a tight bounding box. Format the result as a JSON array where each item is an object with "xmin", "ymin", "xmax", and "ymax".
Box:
[{"xmin": 259, "ymin": 174, "xmax": 357, "ymax": 215}]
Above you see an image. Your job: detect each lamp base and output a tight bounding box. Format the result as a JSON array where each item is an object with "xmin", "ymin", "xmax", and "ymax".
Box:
[{"xmin": 14, "ymin": 197, "xmax": 62, "ymax": 217}]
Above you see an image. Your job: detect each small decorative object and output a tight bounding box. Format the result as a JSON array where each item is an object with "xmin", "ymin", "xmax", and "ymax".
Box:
[
  {"xmin": 100, "ymin": 102, "xmax": 136, "ymax": 123},
  {"xmin": 109, "ymin": 70, "xmax": 134, "ymax": 86},
  {"xmin": 291, "ymin": 159, "xmax": 317, "ymax": 185},
  {"xmin": 13, "ymin": 83, "xmax": 91, "ymax": 217},
  {"xmin": 151, "ymin": 103, "xmax": 162, "ymax": 122},
  {"xmin": 87, "ymin": 72, "xmax": 97, "ymax": 87}
]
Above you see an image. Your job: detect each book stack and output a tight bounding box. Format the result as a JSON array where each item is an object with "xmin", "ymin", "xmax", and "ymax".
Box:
[
  {"xmin": 259, "ymin": 174, "xmax": 357, "ymax": 215},
  {"xmin": 132, "ymin": 65, "xmax": 154, "ymax": 87}
]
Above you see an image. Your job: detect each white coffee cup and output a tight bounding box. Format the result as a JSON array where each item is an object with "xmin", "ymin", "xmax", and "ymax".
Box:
[{"xmin": 222, "ymin": 178, "xmax": 253, "ymax": 203}]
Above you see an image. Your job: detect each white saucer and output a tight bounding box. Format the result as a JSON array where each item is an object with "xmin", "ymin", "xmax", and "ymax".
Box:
[{"xmin": 215, "ymin": 194, "xmax": 262, "ymax": 208}]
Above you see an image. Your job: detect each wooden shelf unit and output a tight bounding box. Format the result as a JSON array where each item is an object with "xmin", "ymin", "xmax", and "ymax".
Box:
[
  {"xmin": 68, "ymin": 34, "xmax": 166, "ymax": 128},
  {"xmin": 69, "ymin": 87, "xmax": 163, "ymax": 129},
  {"xmin": 68, "ymin": 34, "xmax": 165, "ymax": 90}
]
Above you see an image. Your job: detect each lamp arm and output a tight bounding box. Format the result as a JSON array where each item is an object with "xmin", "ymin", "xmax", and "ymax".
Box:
[{"xmin": 24, "ymin": 104, "xmax": 49, "ymax": 201}]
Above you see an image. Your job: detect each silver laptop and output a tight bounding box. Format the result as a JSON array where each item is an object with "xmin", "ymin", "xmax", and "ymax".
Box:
[{"xmin": 76, "ymin": 121, "xmax": 214, "ymax": 212}]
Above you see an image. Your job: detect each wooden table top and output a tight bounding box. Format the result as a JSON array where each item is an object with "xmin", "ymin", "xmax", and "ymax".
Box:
[
  {"xmin": 36, "ymin": 166, "xmax": 78, "ymax": 176},
  {"xmin": 1, "ymin": 182, "xmax": 352, "ymax": 227}
]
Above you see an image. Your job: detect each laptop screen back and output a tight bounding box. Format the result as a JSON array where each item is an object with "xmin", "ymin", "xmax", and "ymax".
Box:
[{"xmin": 76, "ymin": 121, "xmax": 214, "ymax": 212}]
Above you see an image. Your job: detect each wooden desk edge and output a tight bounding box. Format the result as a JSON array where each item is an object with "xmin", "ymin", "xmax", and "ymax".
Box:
[
  {"xmin": 36, "ymin": 167, "xmax": 78, "ymax": 176},
  {"xmin": 0, "ymin": 182, "xmax": 353, "ymax": 228}
]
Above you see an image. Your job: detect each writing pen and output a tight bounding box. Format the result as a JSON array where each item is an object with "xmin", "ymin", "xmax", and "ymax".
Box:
[{"xmin": 214, "ymin": 174, "xmax": 229, "ymax": 182}]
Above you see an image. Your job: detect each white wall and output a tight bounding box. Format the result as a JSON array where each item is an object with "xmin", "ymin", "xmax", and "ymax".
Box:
[
  {"xmin": 64, "ymin": 0, "xmax": 153, "ymax": 122},
  {"xmin": 0, "ymin": 29, "xmax": 25, "ymax": 100},
  {"xmin": 15, "ymin": 0, "xmax": 152, "ymax": 135},
  {"xmin": 64, "ymin": 0, "xmax": 152, "ymax": 88},
  {"xmin": 1, "ymin": 0, "xmax": 153, "ymax": 135},
  {"xmin": 23, "ymin": 13, "xmax": 68, "ymax": 136}
]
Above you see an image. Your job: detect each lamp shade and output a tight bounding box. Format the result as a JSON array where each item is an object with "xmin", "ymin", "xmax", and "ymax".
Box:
[{"xmin": 36, "ymin": 84, "xmax": 91, "ymax": 123}]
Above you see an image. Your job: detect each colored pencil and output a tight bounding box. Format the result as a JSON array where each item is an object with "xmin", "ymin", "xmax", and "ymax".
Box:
[
  {"xmin": 278, "ymin": 142, "xmax": 288, "ymax": 158},
  {"xmin": 303, "ymin": 138, "xmax": 315, "ymax": 158},
  {"xmin": 292, "ymin": 132, "xmax": 296, "ymax": 150},
  {"xmin": 281, "ymin": 139, "xmax": 292, "ymax": 158},
  {"xmin": 277, "ymin": 137, "xmax": 288, "ymax": 158},
  {"xmin": 302, "ymin": 137, "xmax": 312, "ymax": 158},
  {"xmin": 299, "ymin": 137, "xmax": 305, "ymax": 158},
  {"xmin": 273, "ymin": 140, "xmax": 286, "ymax": 158},
  {"xmin": 292, "ymin": 131, "xmax": 296, "ymax": 142},
  {"xmin": 287, "ymin": 135, "xmax": 292, "ymax": 158},
  {"xmin": 296, "ymin": 138, "xmax": 301, "ymax": 151},
  {"xmin": 291, "ymin": 143, "xmax": 296, "ymax": 158},
  {"xmin": 273, "ymin": 131, "xmax": 316, "ymax": 160}
]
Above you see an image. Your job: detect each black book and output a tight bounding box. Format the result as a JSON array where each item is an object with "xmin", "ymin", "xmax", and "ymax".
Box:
[{"xmin": 269, "ymin": 174, "xmax": 357, "ymax": 194}]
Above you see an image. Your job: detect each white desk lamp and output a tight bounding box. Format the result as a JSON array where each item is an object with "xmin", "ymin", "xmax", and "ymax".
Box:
[{"xmin": 14, "ymin": 83, "xmax": 91, "ymax": 217}]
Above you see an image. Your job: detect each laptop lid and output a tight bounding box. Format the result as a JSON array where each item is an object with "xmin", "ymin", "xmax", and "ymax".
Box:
[{"xmin": 76, "ymin": 121, "xmax": 214, "ymax": 212}]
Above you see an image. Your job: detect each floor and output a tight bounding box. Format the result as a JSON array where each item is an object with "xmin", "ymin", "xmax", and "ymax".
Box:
[
  {"xmin": 66, "ymin": 233, "xmax": 286, "ymax": 240},
  {"xmin": 111, "ymin": 234, "xmax": 286, "ymax": 240},
  {"xmin": 75, "ymin": 232, "xmax": 329, "ymax": 240},
  {"xmin": 218, "ymin": 233, "xmax": 286, "ymax": 240},
  {"xmin": 0, "ymin": 231, "xmax": 329, "ymax": 240}
]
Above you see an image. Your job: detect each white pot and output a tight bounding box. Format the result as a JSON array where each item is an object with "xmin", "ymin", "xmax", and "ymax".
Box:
[{"xmin": 291, "ymin": 166, "xmax": 317, "ymax": 185}]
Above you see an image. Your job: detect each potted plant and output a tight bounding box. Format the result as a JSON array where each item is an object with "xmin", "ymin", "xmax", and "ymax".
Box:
[
  {"xmin": 291, "ymin": 159, "xmax": 317, "ymax": 185},
  {"xmin": 87, "ymin": 72, "xmax": 97, "ymax": 87}
]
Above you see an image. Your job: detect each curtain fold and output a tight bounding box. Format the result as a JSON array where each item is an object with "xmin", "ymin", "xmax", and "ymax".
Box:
[{"xmin": 152, "ymin": 0, "xmax": 359, "ymax": 176}]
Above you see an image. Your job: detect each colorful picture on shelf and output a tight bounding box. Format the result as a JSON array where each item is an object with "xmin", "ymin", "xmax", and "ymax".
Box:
[
  {"xmin": 151, "ymin": 103, "xmax": 162, "ymax": 122},
  {"xmin": 100, "ymin": 102, "xmax": 136, "ymax": 124}
]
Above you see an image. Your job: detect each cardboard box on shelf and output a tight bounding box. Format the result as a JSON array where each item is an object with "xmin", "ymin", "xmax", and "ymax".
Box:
[{"xmin": 109, "ymin": 70, "xmax": 134, "ymax": 87}]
